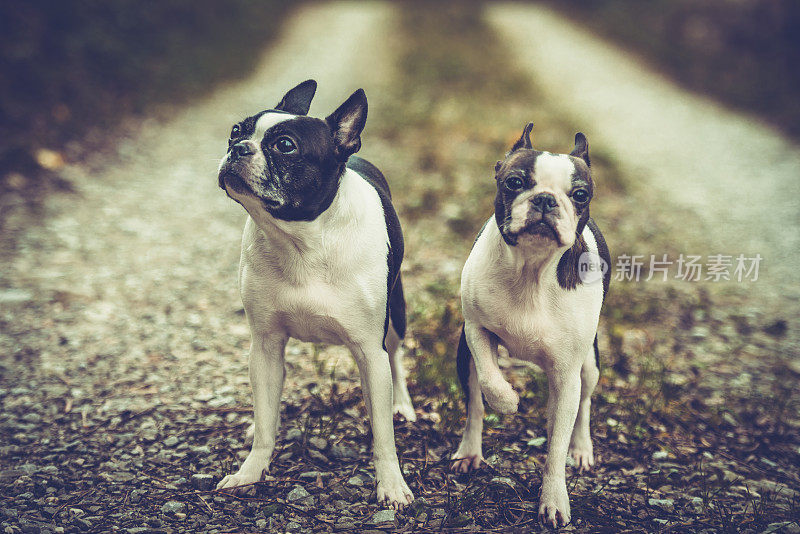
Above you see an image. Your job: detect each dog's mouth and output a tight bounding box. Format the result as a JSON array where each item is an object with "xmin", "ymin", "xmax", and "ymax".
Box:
[
  {"xmin": 219, "ymin": 170, "xmax": 249, "ymax": 194},
  {"xmin": 522, "ymin": 219, "xmax": 558, "ymax": 240},
  {"xmin": 220, "ymin": 171, "xmax": 284, "ymax": 210}
]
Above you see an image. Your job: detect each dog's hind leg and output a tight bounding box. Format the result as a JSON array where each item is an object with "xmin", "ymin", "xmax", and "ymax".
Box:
[
  {"xmin": 569, "ymin": 343, "xmax": 599, "ymax": 472},
  {"xmin": 452, "ymin": 325, "xmax": 485, "ymax": 472},
  {"xmin": 217, "ymin": 332, "xmax": 287, "ymax": 493},
  {"xmin": 386, "ymin": 323, "xmax": 416, "ymax": 422},
  {"xmin": 465, "ymin": 322, "xmax": 518, "ymax": 414}
]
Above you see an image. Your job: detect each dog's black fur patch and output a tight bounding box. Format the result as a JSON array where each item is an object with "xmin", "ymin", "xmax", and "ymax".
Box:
[
  {"xmin": 587, "ymin": 217, "xmax": 611, "ymax": 300},
  {"xmin": 456, "ymin": 326, "xmax": 472, "ymax": 404},
  {"xmin": 347, "ymin": 155, "xmax": 406, "ymax": 342}
]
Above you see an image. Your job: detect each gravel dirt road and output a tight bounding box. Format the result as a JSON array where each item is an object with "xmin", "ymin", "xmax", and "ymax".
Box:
[
  {"xmin": 489, "ymin": 3, "xmax": 800, "ymax": 299},
  {"xmin": 1, "ymin": 3, "xmax": 402, "ymax": 533},
  {"xmin": 2, "ymin": 2, "xmax": 799, "ymax": 533}
]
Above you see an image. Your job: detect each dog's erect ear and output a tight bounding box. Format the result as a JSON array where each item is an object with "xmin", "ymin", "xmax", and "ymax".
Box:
[
  {"xmin": 510, "ymin": 122, "xmax": 534, "ymax": 152},
  {"xmin": 326, "ymin": 89, "xmax": 368, "ymax": 161},
  {"xmin": 570, "ymin": 132, "xmax": 590, "ymax": 167},
  {"xmin": 275, "ymin": 80, "xmax": 317, "ymax": 115}
]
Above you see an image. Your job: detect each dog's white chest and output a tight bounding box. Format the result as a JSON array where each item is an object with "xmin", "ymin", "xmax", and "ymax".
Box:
[
  {"xmin": 475, "ymin": 283, "xmax": 584, "ymax": 363},
  {"xmin": 462, "ymin": 222, "xmax": 603, "ymax": 367},
  {"xmin": 237, "ymin": 170, "xmax": 390, "ymax": 346}
]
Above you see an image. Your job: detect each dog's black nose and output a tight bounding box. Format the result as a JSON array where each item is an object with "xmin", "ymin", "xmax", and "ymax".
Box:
[
  {"xmin": 230, "ymin": 142, "xmax": 255, "ymax": 159},
  {"xmin": 532, "ymin": 193, "xmax": 558, "ymax": 213}
]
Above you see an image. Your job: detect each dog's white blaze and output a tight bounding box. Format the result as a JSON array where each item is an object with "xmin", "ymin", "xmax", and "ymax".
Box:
[
  {"xmin": 253, "ymin": 112, "xmax": 297, "ymax": 140},
  {"xmin": 533, "ymin": 152, "xmax": 574, "ymax": 192}
]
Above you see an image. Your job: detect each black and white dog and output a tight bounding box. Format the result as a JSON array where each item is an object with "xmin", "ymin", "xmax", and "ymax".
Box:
[
  {"xmin": 451, "ymin": 124, "xmax": 610, "ymax": 527},
  {"xmin": 215, "ymin": 80, "xmax": 415, "ymax": 508}
]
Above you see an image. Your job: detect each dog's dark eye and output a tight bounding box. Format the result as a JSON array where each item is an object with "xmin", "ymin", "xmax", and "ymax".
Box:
[
  {"xmin": 230, "ymin": 124, "xmax": 241, "ymax": 140},
  {"xmin": 274, "ymin": 136, "xmax": 297, "ymax": 154},
  {"xmin": 504, "ymin": 176, "xmax": 525, "ymax": 191},
  {"xmin": 572, "ymin": 188, "xmax": 590, "ymax": 204}
]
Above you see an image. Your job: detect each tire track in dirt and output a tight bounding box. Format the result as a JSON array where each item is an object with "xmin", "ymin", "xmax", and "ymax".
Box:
[{"xmin": 488, "ymin": 3, "xmax": 800, "ymax": 303}]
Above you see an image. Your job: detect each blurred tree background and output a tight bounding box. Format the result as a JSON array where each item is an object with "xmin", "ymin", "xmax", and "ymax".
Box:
[
  {"xmin": 1, "ymin": 0, "xmax": 798, "ymax": 196},
  {"xmin": 546, "ymin": 0, "xmax": 800, "ymax": 137},
  {"xmin": 0, "ymin": 0, "xmax": 288, "ymax": 193}
]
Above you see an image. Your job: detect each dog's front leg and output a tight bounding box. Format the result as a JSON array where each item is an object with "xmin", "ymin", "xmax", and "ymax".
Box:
[
  {"xmin": 452, "ymin": 326, "xmax": 485, "ymax": 472},
  {"xmin": 217, "ymin": 333, "xmax": 287, "ymax": 493},
  {"xmin": 539, "ymin": 365, "xmax": 581, "ymax": 527},
  {"xmin": 465, "ymin": 323, "xmax": 518, "ymax": 414},
  {"xmin": 352, "ymin": 342, "xmax": 414, "ymax": 509}
]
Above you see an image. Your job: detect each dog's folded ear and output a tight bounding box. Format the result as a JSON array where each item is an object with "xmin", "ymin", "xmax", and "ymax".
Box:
[
  {"xmin": 570, "ymin": 132, "xmax": 590, "ymax": 167},
  {"xmin": 510, "ymin": 122, "xmax": 534, "ymax": 153},
  {"xmin": 275, "ymin": 80, "xmax": 317, "ymax": 115},
  {"xmin": 326, "ymin": 89, "xmax": 368, "ymax": 162}
]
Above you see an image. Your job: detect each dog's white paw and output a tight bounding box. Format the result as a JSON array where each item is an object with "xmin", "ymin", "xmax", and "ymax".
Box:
[
  {"xmin": 451, "ymin": 454, "xmax": 484, "ymax": 473},
  {"xmin": 216, "ymin": 450, "xmax": 269, "ymax": 494},
  {"xmin": 216, "ymin": 472, "xmax": 261, "ymax": 494},
  {"xmin": 480, "ymin": 378, "xmax": 519, "ymax": 414},
  {"xmin": 376, "ymin": 469, "xmax": 414, "ymax": 510},
  {"xmin": 569, "ymin": 439, "xmax": 595, "ymax": 473},
  {"xmin": 392, "ymin": 400, "xmax": 417, "ymax": 422},
  {"xmin": 538, "ymin": 478, "xmax": 571, "ymax": 528}
]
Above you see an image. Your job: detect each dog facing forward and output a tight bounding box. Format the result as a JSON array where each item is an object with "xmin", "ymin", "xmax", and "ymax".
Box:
[
  {"xmin": 215, "ymin": 80, "xmax": 415, "ymax": 508},
  {"xmin": 452, "ymin": 123, "xmax": 610, "ymax": 527}
]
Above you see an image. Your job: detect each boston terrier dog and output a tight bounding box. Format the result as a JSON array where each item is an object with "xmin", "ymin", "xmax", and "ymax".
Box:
[
  {"xmin": 216, "ymin": 80, "xmax": 415, "ymax": 509},
  {"xmin": 451, "ymin": 123, "xmax": 610, "ymax": 527}
]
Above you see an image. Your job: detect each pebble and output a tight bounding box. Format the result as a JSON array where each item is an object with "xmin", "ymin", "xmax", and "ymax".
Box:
[
  {"xmin": 368, "ymin": 509, "xmax": 396, "ymax": 525},
  {"xmin": 330, "ymin": 443, "xmax": 358, "ymax": 460},
  {"xmin": 690, "ymin": 496, "xmax": 704, "ymax": 513},
  {"xmin": 286, "ymin": 485, "xmax": 311, "ymax": 502},
  {"xmin": 190, "ymin": 473, "xmax": 215, "ymax": 491},
  {"xmin": 347, "ymin": 476, "xmax": 363, "ymax": 487},
  {"xmin": 308, "ymin": 449, "xmax": 329, "ymax": 464},
  {"xmin": 489, "ymin": 476, "xmax": 516, "ymax": 488},
  {"xmin": 285, "ymin": 428, "xmax": 303, "ymax": 441},
  {"xmin": 309, "ymin": 437, "xmax": 327, "ymax": 450},
  {"xmin": 527, "ymin": 437, "xmax": 546, "ymax": 447},
  {"xmin": 333, "ymin": 519, "xmax": 357, "ymax": 531},
  {"xmin": 163, "ymin": 436, "xmax": 179, "ymax": 447},
  {"xmin": 766, "ymin": 522, "xmax": 800, "ymax": 534},
  {"xmin": 160, "ymin": 501, "xmax": 186, "ymax": 515},
  {"xmin": 648, "ymin": 498, "xmax": 674, "ymax": 512}
]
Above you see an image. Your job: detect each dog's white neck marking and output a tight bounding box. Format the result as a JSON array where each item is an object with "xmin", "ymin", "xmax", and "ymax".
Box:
[
  {"xmin": 495, "ymin": 223, "xmax": 566, "ymax": 290},
  {"xmin": 244, "ymin": 168, "xmax": 383, "ymax": 283}
]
